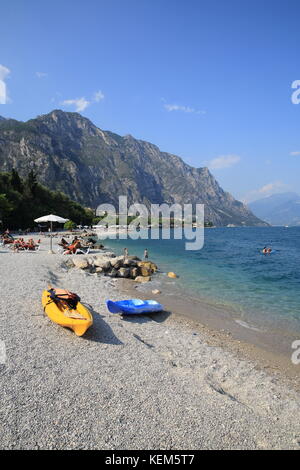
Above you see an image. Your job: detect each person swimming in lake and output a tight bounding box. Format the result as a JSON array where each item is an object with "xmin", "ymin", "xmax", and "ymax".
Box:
[{"xmin": 262, "ymin": 246, "xmax": 272, "ymax": 254}]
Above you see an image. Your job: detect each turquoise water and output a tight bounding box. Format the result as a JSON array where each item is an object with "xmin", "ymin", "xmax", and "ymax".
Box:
[{"xmin": 102, "ymin": 227, "xmax": 300, "ymax": 334}]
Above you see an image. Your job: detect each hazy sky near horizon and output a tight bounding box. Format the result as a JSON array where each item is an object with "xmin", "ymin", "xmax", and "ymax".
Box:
[{"xmin": 1, "ymin": 0, "xmax": 300, "ymax": 203}]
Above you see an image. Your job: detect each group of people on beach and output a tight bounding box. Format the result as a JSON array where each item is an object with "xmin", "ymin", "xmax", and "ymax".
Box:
[
  {"xmin": 1, "ymin": 230, "xmax": 41, "ymax": 252},
  {"xmin": 12, "ymin": 238, "xmax": 41, "ymax": 252}
]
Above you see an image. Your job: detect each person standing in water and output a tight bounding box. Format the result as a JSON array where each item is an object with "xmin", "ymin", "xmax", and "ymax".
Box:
[{"xmin": 144, "ymin": 248, "xmax": 149, "ymax": 260}]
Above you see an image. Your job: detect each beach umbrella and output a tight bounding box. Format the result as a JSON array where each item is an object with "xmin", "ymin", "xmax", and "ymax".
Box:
[{"xmin": 34, "ymin": 214, "xmax": 69, "ymax": 253}]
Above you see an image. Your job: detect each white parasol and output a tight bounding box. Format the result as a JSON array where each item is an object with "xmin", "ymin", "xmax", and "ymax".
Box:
[{"xmin": 34, "ymin": 214, "xmax": 69, "ymax": 253}]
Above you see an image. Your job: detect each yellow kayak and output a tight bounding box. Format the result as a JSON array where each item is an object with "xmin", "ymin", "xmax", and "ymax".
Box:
[{"xmin": 42, "ymin": 288, "xmax": 93, "ymax": 336}]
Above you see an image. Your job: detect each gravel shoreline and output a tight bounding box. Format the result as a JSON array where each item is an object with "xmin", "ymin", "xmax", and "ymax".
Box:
[{"xmin": 1, "ymin": 240, "xmax": 300, "ymax": 449}]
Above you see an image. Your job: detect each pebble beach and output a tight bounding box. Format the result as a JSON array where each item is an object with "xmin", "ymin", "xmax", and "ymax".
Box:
[{"xmin": 1, "ymin": 238, "xmax": 300, "ymax": 450}]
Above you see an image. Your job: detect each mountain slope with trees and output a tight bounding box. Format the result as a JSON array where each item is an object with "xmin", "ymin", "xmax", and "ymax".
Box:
[
  {"xmin": 0, "ymin": 110, "xmax": 266, "ymax": 227},
  {"xmin": 0, "ymin": 169, "xmax": 94, "ymax": 230}
]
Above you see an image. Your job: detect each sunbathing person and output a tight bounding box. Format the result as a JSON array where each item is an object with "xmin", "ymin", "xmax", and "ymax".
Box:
[
  {"xmin": 58, "ymin": 238, "xmax": 69, "ymax": 249},
  {"xmin": 12, "ymin": 238, "xmax": 24, "ymax": 252},
  {"xmin": 26, "ymin": 239, "xmax": 37, "ymax": 250},
  {"xmin": 63, "ymin": 240, "xmax": 82, "ymax": 255},
  {"xmin": 2, "ymin": 233, "xmax": 14, "ymax": 244}
]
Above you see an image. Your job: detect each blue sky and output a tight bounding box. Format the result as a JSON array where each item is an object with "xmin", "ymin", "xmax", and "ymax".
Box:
[{"xmin": 1, "ymin": 0, "xmax": 300, "ymax": 202}]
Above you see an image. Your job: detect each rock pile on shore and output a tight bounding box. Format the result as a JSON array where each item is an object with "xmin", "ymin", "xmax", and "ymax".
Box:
[{"xmin": 64, "ymin": 251, "xmax": 158, "ymax": 282}]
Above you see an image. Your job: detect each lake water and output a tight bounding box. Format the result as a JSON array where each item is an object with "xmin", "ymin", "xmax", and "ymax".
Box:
[{"xmin": 101, "ymin": 226, "xmax": 300, "ymax": 336}]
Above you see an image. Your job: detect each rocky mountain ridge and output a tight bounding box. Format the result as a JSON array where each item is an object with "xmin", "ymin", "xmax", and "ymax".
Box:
[{"xmin": 0, "ymin": 110, "xmax": 266, "ymax": 226}]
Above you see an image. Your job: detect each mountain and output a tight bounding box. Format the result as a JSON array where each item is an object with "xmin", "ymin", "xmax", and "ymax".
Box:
[
  {"xmin": 0, "ymin": 109, "xmax": 266, "ymax": 226},
  {"xmin": 249, "ymin": 193, "xmax": 300, "ymax": 226},
  {"xmin": 0, "ymin": 116, "xmax": 6, "ymax": 121}
]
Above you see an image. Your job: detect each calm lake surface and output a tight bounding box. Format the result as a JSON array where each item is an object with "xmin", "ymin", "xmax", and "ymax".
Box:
[{"xmin": 101, "ymin": 226, "xmax": 300, "ymax": 335}]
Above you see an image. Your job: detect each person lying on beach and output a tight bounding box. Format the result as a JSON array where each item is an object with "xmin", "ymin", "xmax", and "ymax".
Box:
[
  {"xmin": 26, "ymin": 239, "xmax": 40, "ymax": 250},
  {"xmin": 1, "ymin": 233, "xmax": 14, "ymax": 244},
  {"xmin": 63, "ymin": 240, "xmax": 82, "ymax": 255},
  {"xmin": 12, "ymin": 239, "xmax": 22, "ymax": 252},
  {"xmin": 58, "ymin": 238, "xmax": 69, "ymax": 249},
  {"xmin": 12, "ymin": 238, "xmax": 26, "ymax": 252},
  {"xmin": 27, "ymin": 239, "xmax": 34, "ymax": 249}
]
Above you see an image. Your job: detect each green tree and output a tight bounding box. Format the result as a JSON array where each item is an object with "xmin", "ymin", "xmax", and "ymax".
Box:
[
  {"xmin": 64, "ymin": 220, "xmax": 77, "ymax": 230},
  {"xmin": 10, "ymin": 169, "xmax": 23, "ymax": 193},
  {"xmin": 26, "ymin": 170, "xmax": 38, "ymax": 196},
  {"xmin": 0, "ymin": 194, "xmax": 13, "ymax": 214},
  {"xmin": 0, "ymin": 193, "xmax": 13, "ymax": 228}
]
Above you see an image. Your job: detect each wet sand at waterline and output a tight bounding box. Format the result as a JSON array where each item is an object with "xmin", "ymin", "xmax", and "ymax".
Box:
[{"xmin": 0, "ymin": 238, "xmax": 300, "ymax": 449}]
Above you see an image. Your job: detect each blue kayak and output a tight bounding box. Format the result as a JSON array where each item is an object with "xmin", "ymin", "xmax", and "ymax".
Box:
[{"xmin": 106, "ymin": 298, "xmax": 164, "ymax": 315}]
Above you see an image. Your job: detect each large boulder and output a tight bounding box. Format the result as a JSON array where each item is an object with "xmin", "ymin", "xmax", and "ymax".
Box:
[
  {"xmin": 130, "ymin": 267, "xmax": 139, "ymax": 278},
  {"xmin": 73, "ymin": 257, "xmax": 89, "ymax": 269},
  {"xmin": 140, "ymin": 266, "xmax": 152, "ymax": 277},
  {"xmin": 101, "ymin": 251, "xmax": 116, "ymax": 258},
  {"xmin": 94, "ymin": 257, "xmax": 112, "ymax": 270},
  {"xmin": 110, "ymin": 258, "xmax": 124, "ymax": 269},
  {"xmin": 135, "ymin": 275, "xmax": 151, "ymax": 283},
  {"xmin": 117, "ymin": 267, "xmax": 131, "ymax": 278},
  {"xmin": 137, "ymin": 261, "xmax": 158, "ymax": 275},
  {"xmin": 123, "ymin": 258, "xmax": 138, "ymax": 267},
  {"xmin": 100, "ymin": 260, "xmax": 112, "ymax": 271},
  {"xmin": 152, "ymin": 289, "xmax": 161, "ymax": 295},
  {"xmin": 87, "ymin": 256, "xmax": 95, "ymax": 266},
  {"xmin": 64, "ymin": 258, "xmax": 75, "ymax": 268},
  {"xmin": 126, "ymin": 255, "xmax": 141, "ymax": 261},
  {"xmin": 93, "ymin": 256, "xmax": 105, "ymax": 266},
  {"xmin": 167, "ymin": 271, "xmax": 178, "ymax": 278},
  {"xmin": 106, "ymin": 268, "xmax": 119, "ymax": 278}
]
